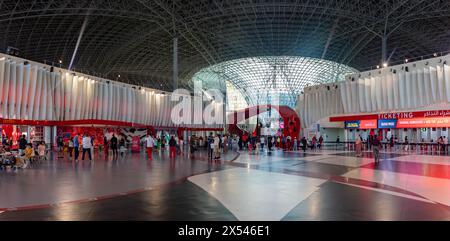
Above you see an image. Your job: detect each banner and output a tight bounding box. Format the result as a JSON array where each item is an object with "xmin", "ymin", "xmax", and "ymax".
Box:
[
  {"xmin": 132, "ymin": 136, "xmax": 141, "ymax": 152},
  {"xmin": 378, "ymin": 119, "xmax": 397, "ymax": 129},
  {"xmin": 344, "ymin": 121, "xmax": 360, "ymax": 129},
  {"xmin": 397, "ymin": 117, "xmax": 450, "ymax": 128},
  {"xmin": 359, "ymin": 119, "xmax": 377, "ymax": 129}
]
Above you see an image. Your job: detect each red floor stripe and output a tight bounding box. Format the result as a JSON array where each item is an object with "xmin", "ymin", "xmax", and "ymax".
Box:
[{"xmin": 361, "ymin": 160, "xmax": 450, "ymax": 179}]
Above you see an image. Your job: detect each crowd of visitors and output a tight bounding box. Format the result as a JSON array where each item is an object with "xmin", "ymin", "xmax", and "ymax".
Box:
[{"xmin": 0, "ymin": 134, "xmax": 47, "ymax": 170}]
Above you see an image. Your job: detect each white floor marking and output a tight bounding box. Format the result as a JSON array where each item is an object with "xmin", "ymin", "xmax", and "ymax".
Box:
[
  {"xmin": 314, "ymin": 156, "xmax": 374, "ymax": 168},
  {"xmin": 333, "ymin": 181, "xmax": 435, "ymax": 204},
  {"xmin": 342, "ymin": 168, "xmax": 450, "ymax": 207},
  {"xmin": 188, "ymin": 168, "xmax": 326, "ymax": 221}
]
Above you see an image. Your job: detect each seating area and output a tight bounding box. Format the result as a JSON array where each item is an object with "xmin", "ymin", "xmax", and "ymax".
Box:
[{"xmin": 0, "ymin": 144, "xmax": 47, "ymax": 170}]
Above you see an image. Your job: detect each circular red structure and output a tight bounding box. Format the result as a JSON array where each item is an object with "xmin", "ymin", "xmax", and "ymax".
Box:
[{"xmin": 227, "ymin": 105, "xmax": 300, "ymax": 139}]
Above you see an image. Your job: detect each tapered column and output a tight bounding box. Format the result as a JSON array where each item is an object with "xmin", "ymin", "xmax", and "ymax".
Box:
[{"xmin": 173, "ymin": 37, "xmax": 178, "ymax": 91}]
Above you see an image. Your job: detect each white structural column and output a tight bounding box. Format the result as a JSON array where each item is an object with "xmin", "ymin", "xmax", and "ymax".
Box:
[
  {"xmin": 2, "ymin": 60, "xmax": 10, "ymax": 118},
  {"xmin": 430, "ymin": 66, "xmax": 438, "ymax": 102},
  {"xmin": 437, "ymin": 65, "xmax": 446, "ymax": 101},
  {"xmin": 393, "ymin": 72, "xmax": 400, "ymax": 109},
  {"xmin": 48, "ymin": 72, "xmax": 55, "ymax": 120},
  {"xmin": 8, "ymin": 62, "xmax": 17, "ymax": 119},
  {"xmin": 40, "ymin": 70, "xmax": 48, "ymax": 120},
  {"xmin": 375, "ymin": 75, "xmax": 383, "ymax": 111},
  {"xmin": 398, "ymin": 71, "xmax": 406, "ymax": 109},
  {"xmin": 364, "ymin": 77, "xmax": 371, "ymax": 112},
  {"xmin": 350, "ymin": 80, "xmax": 357, "ymax": 113},
  {"xmin": 381, "ymin": 72, "xmax": 388, "ymax": 110},
  {"xmin": 28, "ymin": 66, "xmax": 37, "ymax": 119},
  {"xmin": 16, "ymin": 63, "xmax": 24, "ymax": 119},
  {"xmin": 386, "ymin": 72, "xmax": 393, "ymax": 110},
  {"xmin": 33, "ymin": 68, "xmax": 43, "ymax": 120},
  {"xmin": 405, "ymin": 70, "xmax": 412, "ymax": 108},
  {"xmin": 0, "ymin": 58, "xmax": 5, "ymax": 118},
  {"xmin": 340, "ymin": 82, "xmax": 348, "ymax": 113},
  {"xmin": 445, "ymin": 64, "xmax": 450, "ymax": 102}
]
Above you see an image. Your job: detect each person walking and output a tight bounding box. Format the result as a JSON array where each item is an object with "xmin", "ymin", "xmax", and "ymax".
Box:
[
  {"xmin": 81, "ymin": 134, "xmax": 92, "ymax": 161},
  {"xmin": 260, "ymin": 136, "xmax": 265, "ymax": 151},
  {"xmin": 318, "ymin": 136, "xmax": 324, "ymax": 150},
  {"xmin": 119, "ymin": 137, "xmax": 126, "ymax": 157},
  {"xmin": 404, "ymin": 136, "xmax": 409, "ymax": 152},
  {"xmin": 57, "ymin": 135, "xmax": 64, "ymax": 157},
  {"xmin": 73, "ymin": 134, "xmax": 79, "ymax": 161},
  {"xmin": 189, "ymin": 135, "xmax": 197, "ymax": 156},
  {"xmin": 355, "ymin": 135, "xmax": 362, "ymax": 157},
  {"xmin": 145, "ymin": 134, "xmax": 155, "ymax": 160},
  {"xmin": 169, "ymin": 136, "xmax": 177, "ymax": 158},
  {"xmin": 372, "ymin": 134, "xmax": 381, "ymax": 164},
  {"xmin": 104, "ymin": 135, "xmax": 109, "ymax": 157},
  {"xmin": 68, "ymin": 138, "xmax": 74, "ymax": 157},
  {"xmin": 19, "ymin": 135, "xmax": 27, "ymax": 156},
  {"xmin": 214, "ymin": 134, "xmax": 221, "ymax": 160},
  {"xmin": 238, "ymin": 136, "xmax": 242, "ymax": 151},
  {"xmin": 110, "ymin": 134, "xmax": 118, "ymax": 158},
  {"xmin": 301, "ymin": 137, "xmax": 307, "ymax": 152},
  {"xmin": 208, "ymin": 134, "xmax": 214, "ymax": 160},
  {"xmin": 293, "ymin": 137, "xmax": 298, "ymax": 151}
]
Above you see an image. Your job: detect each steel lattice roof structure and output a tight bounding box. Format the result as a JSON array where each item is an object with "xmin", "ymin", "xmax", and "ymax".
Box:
[
  {"xmin": 192, "ymin": 56, "xmax": 357, "ymax": 108},
  {"xmin": 1, "ymin": 0, "xmax": 450, "ymax": 91}
]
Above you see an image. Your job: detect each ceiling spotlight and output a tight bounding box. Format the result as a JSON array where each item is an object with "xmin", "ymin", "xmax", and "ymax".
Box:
[
  {"xmin": 405, "ymin": 59, "xmax": 408, "ymax": 63},
  {"xmin": 434, "ymin": 53, "xmax": 438, "ymax": 57},
  {"xmin": 376, "ymin": 65, "xmax": 380, "ymax": 69},
  {"xmin": 382, "ymin": 63, "xmax": 388, "ymax": 68},
  {"xmin": 59, "ymin": 60, "xmax": 62, "ymax": 64},
  {"xmin": 118, "ymin": 75, "xmax": 121, "ymax": 78}
]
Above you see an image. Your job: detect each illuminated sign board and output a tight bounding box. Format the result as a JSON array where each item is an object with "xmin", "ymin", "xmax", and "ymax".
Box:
[
  {"xmin": 345, "ymin": 121, "xmax": 360, "ymax": 129},
  {"xmin": 397, "ymin": 117, "xmax": 450, "ymax": 128},
  {"xmin": 378, "ymin": 112, "xmax": 413, "ymax": 120},
  {"xmin": 378, "ymin": 119, "xmax": 397, "ymax": 129},
  {"xmin": 359, "ymin": 119, "xmax": 377, "ymax": 129}
]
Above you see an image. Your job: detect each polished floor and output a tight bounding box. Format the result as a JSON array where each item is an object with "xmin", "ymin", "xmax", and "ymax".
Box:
[{"xmin": 1, "ymin": 147, "xmax": 450, "ymax": 221}]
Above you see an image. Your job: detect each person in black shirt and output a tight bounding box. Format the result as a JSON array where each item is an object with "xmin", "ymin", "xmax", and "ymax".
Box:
[
  {"xmin": 110, "ymin": 134, "xmax": 118, "ymax": 158},
  {"xmin": 19, "ymin": 135, "xmax": 28, "ymax": 156},
  {"xmin": 169, "ymin": 136, "xmax": 177, "ymax": 158},
  {"xmin": 372, "ymin": 135, "xmax": 382, "ymax": 164},
  {"xmin": 301, "ymin": 137, "xmax": 307, "ymax": 152}
]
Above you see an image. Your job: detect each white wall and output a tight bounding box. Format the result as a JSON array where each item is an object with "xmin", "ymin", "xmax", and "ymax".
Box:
[
  {"xmin": 297, "ymin": 55, "xmax": 450, "ymax": 127},
  {"xmin": 0, "ymin": 54, "xmax": 223, "ymax": 129}
]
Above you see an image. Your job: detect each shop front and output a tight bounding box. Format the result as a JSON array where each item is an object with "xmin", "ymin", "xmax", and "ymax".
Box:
[{"xmin": 0, "ymin": 119, "xmax": 48, "ymax": 150}]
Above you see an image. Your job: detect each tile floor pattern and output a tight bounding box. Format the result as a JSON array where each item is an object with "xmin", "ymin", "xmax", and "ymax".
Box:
[{"xmin": 1, "ymin": 147, "xmax": 450, "ymax": 220}]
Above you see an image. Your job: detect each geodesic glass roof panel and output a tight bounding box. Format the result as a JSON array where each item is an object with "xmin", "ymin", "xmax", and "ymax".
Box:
[{"xmin": 192, "ymin": 56, "xmax": 357, "ymax": 108}]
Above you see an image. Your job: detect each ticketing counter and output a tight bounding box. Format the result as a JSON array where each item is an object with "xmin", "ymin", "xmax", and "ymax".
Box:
[{"xmin": 334, "ymin": 109, "xmax": 450, "ymax": 144}]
